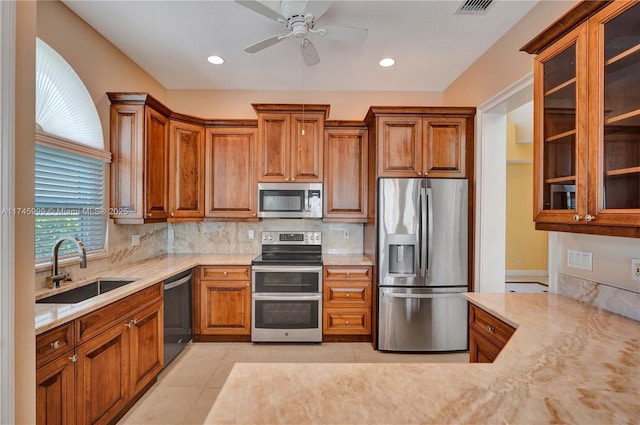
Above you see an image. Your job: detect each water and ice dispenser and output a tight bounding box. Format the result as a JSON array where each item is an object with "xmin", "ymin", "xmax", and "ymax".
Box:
[{"xmin": 387, "ymin": 234, "xmax": 416, "ymax": 276}]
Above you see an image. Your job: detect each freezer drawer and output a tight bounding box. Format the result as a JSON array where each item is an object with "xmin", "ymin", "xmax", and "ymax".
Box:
[{"xmin": 378, "ymin": 287, "xmax": 468, "ymax": 352}]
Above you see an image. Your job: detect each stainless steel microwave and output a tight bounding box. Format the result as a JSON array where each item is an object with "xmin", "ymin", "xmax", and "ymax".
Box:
[{"xmin": 257, "ymin": 183, "xmax": 323, "ymax": 218}]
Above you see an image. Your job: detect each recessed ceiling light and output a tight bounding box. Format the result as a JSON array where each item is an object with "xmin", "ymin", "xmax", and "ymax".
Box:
[
  {"xmin": 379, "ymin": 58, "xmax": 396, "ymax": 68},
  {"xmin": 207, "ymin": 55, "xmax": 225, "ymax": 65}
]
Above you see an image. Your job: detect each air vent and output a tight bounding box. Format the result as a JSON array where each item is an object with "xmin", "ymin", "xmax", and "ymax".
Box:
[{"xmin": 456, "ymin": 0, "xmax": 493, "ymax": 15}]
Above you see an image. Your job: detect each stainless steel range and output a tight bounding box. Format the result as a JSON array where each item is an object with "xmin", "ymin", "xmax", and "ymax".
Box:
[{"xmin": 251, "ymin": 231, "xmax": 322, "ymax": 342}]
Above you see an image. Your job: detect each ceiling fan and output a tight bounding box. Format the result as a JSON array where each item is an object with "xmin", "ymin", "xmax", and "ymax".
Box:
[{"xmin": 235, "ymin": 0, "xmax": 368, "ymax": 66}]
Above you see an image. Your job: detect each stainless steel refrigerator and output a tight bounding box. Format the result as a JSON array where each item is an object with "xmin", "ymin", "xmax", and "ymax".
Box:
[{"xmin": 377, "ymin": 178, "xmax": 468, "ymax": 352}]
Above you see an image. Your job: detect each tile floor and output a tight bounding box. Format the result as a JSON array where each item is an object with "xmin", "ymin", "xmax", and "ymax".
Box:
[{"xmin": 118, "ymin": 342, "xmax": 469, "ymax": 425}]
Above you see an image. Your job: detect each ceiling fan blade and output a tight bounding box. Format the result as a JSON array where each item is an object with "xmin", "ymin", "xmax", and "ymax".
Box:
[
  {"xmin": 245, "ymin": 34, "xmax": 287, "ymax": 53},
  {"xmin": 300, "ymin": 39, "xmax": 320, "ymax": 66},
  {"xmin": 304, "ymin": 1, "xmax": 333, "ymax": 20},
  {"xmin": 319, "ymin": 25, "xmax": 368, "ymax": 42},
  {"xmin": 235, "ymin": 0, "xmax": 285, "ymax": 22}
]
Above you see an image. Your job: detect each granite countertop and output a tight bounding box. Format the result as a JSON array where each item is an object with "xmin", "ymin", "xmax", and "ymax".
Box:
[
  {"xmin": 206, "ymin": 292, "xmax": 640, "ymax": 424},
  {"xmin": 35, "ymin": 253, "xmax": 373, "ymax": 335},
  {"xmin": 35, "ymin": 253, "xmax": 255, "ymax": 335}
]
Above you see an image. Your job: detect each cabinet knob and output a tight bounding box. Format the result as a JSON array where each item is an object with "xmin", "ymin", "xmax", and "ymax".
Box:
[
  {"xmin": 585, "ymin": 214, "xmax": 595, "ymax": 222},
  {"xmin": 346, "ymin": 293, "xmax": 351, "ymax": 298},
  {"xmin": 50, "ymin": 340, "xmax": 61, "ymax": 349},
  {"xmin": 486, "ymin": 325, "xmax": 494, "ymax": 333},
  {"xmin": 171, "ymin": 212, "xmax": 175, "ymax": 217},
  {"xmin": 346, "ymin": 272, "xmax": 350, "ymax": 276},
  {"xmin": 69, "ymin": 354, "xmax": 78, "ymax": 363},
  {"xmin": 285, "ymin": 178, "xmax": 290, "ymax": 181},
  {"xmin": 223, "ymin": 271, "xmax": 228, "ymax": 276},
  {"xmin": 247, "ymin": 282, "xmax": 250, "ymax": 286},
  {"xmin": 126, "ymin": 319, "xmax": 138, "ymax": 328},
  {"xmin": 572, "ymin": 214, "xmax": 582, "ymax": 222},
  {"xmin": 345, "ymin": 320, "xmax": 350, "ymax": 325},
  {"xmin": 417, "ymin": 172, "xmax": 421, "ymax": 176}
]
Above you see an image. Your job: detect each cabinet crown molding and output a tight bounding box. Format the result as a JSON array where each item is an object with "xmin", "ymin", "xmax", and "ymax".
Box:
[
  {"xmin": 252, "ymin": 103, "xmax": 330, "ymax": 119},
  {"xmin": 364, "ymin": 106, "xmax": 476, "ymax": 124}
]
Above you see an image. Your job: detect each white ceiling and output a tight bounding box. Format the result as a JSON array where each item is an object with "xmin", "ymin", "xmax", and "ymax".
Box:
[{"xmin": 62, "ymin": 0, "xmax": 539, "ymax": 92}]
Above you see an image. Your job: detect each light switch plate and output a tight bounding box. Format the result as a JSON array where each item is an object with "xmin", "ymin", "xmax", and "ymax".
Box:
[
  {"xmin": 568, "ymin": 249, "xmax": 592, "ymax": 271},
  {"xmin": 131, "ymin": 234, "xmax": 140, "ymax": 246}
]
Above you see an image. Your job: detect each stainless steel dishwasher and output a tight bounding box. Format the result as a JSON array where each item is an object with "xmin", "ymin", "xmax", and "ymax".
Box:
[{"xmin": 163, "ymin": 269, "xmax": 193, "ymax": 365}]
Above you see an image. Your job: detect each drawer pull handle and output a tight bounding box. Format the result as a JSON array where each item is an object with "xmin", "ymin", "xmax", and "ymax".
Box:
[
  {"xmin": 50, "ymin": 340, "xmax": 61, "ymax": 349},
  {"xmin": 486, "ymin": 325, "xmax": 494, "ymax": 333},
  {"xmin": 69, "ymin": 354, "xmax": 78, "ymax": 363}
]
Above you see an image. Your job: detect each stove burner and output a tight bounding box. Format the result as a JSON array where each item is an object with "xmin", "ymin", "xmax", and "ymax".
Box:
[{"xmin": 253, "ymin": 231, "xmax": 323, "ymax": 266}]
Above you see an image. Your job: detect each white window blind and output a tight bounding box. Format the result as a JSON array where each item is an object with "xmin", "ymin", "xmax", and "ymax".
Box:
[{"xmin": 35, "ymin": 144, "xmax": 106, "ymax": 260}]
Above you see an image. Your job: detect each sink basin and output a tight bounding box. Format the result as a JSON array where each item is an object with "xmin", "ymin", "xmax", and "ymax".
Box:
[{"xmin": 36, "ymin": 279, "xmax": 137, "ymax": 304}]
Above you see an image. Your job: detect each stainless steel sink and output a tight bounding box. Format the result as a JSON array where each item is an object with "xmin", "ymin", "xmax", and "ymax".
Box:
[{"xmin": 36, "ymin": 279, "xmax": 137, "ymax": 304}]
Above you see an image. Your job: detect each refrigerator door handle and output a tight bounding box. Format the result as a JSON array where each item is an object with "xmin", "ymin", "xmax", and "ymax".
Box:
[
  {"xmin": 420, "ymin": 187, "xmax": 428, "ymax": 277},
  {"xmin": 426, "ymin": 187, "xmax": 433, "ymax": 277},
  {"xmin": 381, "ymin": 290, "xmax": 462, "ymax": 299}
]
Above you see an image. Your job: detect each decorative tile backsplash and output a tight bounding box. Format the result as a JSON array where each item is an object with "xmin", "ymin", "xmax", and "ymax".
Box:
[
  {"xmin": 557, "ymin": 273, "xmax": 640, "ymax": 321},
  {"xmin": 168, "ymin": 220, "xmax": 363, "ymax": 255},
  {"xmin": 36, "ymin": 219, "xmax": 363, "ymax": 288}
]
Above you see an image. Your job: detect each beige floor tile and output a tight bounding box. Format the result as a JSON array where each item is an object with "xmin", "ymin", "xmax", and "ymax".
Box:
[
  {"xmin": 181, "ymin": 387, "xmax": 222, "ymax": 425},
  {"xmin": 118, "ymin": 386, "xmax": 202, "ymax": 425},
  {"xmin": 206, "ymin": 360, "xmax": 238, "ymax": 388},
  {"xmin": 160, "ymin": 357, "xmax": 220, "ymax": 388}
]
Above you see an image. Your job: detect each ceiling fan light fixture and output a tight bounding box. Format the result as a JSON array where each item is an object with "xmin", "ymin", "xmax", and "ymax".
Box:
[
  {"xmin": 379, "ymin": 58, "xmax": 396, "ymax": 68},
  {"xmin": 207, "ymin": 55, "xmax": 225, "ymax": 65}
]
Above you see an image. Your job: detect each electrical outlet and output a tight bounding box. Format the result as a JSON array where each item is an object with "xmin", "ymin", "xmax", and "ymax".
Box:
[
  {"xmin": 632, "ymin": 258, "xmax": 640, "ymax": 282},
  {"xmin": 248, "ymin": 230, "xmax": 255, "ymax": 240},
  {"xmin": 343, "ymin": 229, "xmax": 350, "ymax": 239},
  {"xmin": 131, "ymin": 234, "xmax": 140, "ymax": 246},
  {"xmin": 167, "ymin": 226, "xmax": 174, "ymax": 239}
]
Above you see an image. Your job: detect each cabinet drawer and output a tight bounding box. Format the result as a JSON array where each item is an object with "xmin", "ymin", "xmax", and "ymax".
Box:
[
  {"xmin": 200, "ymin": 266, "xmax": 251, "ymax": 281},
  {"xmin": 76, "ymin": 283, "xmax": 162, "ymax": 344},
  {"xmin": 324, "ymin": 282, "xmax": 370, "ymax": 307},
  {"xmin": 469, "ymin": 304, "xmax": 515, "ymax": 347},
  {"xmin": 36, "ymin": 322, "xmax": 75, "ymax": 368},
  {"xmin": 323, "ymin": 308, "xmax": 371, "ymax": 335},
  {"xmin": 324, "ymin": 267, "xmax": 371, "ymax": 281}
]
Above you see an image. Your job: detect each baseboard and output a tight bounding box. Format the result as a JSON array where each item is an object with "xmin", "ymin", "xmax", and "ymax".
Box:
[{"xmin": 505, "ymin": 270, "xmax": 548, "ymax": 277}]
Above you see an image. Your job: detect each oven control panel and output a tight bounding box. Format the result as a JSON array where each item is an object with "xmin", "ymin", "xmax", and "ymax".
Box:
[{"xmin": 261, "ymin": 231, "xmax": 321, "ymax": 245}]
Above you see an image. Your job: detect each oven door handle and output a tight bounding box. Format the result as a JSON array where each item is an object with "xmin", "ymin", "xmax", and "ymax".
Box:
[
  {"xmin": 252, "ymin": 266, "xmax": 323, "ymax": 273},
  {"xmin": 253, "ymin": 294, "xmax": 322, "ymax": 301}
]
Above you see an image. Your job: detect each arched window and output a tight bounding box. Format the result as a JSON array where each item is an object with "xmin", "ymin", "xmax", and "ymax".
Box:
[{"xmin": 35, "ymin": 38, "xmax": 110, "ymax": 262}]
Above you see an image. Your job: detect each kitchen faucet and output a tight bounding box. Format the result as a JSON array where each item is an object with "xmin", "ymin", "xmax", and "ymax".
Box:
[{"xmin": 46, "ymin": 237, "xmax": 87, "ymax": 288}]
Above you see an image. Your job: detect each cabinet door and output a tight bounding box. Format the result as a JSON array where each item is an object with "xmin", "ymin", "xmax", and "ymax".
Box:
[
  {"xmin": 76, "ymin": 324, "xmax": 129, "ymax": 425},
  {"xmin": 129, "ymin": 301, "xmax": 163, "ymax": 396},
  {"xmin": 423, "ymin": 117, "xmax": 466, "ymax": 178},
  {"xmin": 587, "ymin": 1, "xmax": 640, "ymax": 227},
  {"xmin": 144, "ymin": 107, "xmax": 170, "ymax": 221},
  {"xmin": 533, "ymin": 24, "xmax": 588, "ymax": 224},
  {"xmin": 205, "ymin": 127, "xmax": 258, "ymax": 219},
  {"xmin": 110, "ymin": 104, "xmax": 144, "ymax": 220},
  {"xmin": 469, "ymin": 329, "xmax": 500, "ymax": 363},
  {"xmin": 36, "ymin": 354, "xmax": 76, "ymax": 425},
  {"xmin": 290, "ymin": 113, "xmax": 323, "ymax": 182},
  {"xmin": 199, "ymin": 281, "xmax": 251, "ymax": 335},
  {"xmin": 258, "ymin": 113, "xmax": 290, "ymax": 182},
  {"xmin": 377, "ymin": 116, "xmax": 422, "ymax": 177},
  {"xmin": 169, "ymin": 120, "xmax": 204, "ymax": 220},
  {"xmin": 323, "ymin": 128, "xmax": 368, "ymax": 221}
]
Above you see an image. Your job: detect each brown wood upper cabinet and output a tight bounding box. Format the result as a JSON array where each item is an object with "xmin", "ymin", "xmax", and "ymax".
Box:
[
  {"xmin": 366, "ymin": 107, "xmax": 473, "ymax": 179},
  {"xmin": 205, "ymin": 127, "xmax": 258, "ymax": 220},
  {"xmin": 254, "ymin": 104, "xmax": 330, "ymax": 182},
  {"xmin": 523, "ymin": 1, "xmax": 640, "ymax": 236},
  {"xmin": 323, "ymin": 126, "xmax": 368, "ymax": 222},
  {"xmin": 109, "ymin": 93, "xmax": 170, "ymax": 224},
  {"xmin": 169, "ymin": 120, "xmax": 205, "ymax": 221}
]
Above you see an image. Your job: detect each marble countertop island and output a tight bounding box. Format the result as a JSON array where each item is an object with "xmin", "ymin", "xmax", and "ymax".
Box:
[{"xmin": 206, "ymin": 292, "xmax": 640, "ymax": 424}]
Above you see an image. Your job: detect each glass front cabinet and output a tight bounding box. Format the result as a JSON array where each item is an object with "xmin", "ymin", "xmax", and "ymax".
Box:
[{"xmin": 526, "ymin": 0, "xmax": 639, "ymax": 236}]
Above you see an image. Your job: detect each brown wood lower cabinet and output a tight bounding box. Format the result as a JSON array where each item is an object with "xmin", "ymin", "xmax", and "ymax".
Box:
[
  {"xmin": 36, "ymin": 283, "xmax": 163, "ymax": 425},
  {"xmin": 322, "ymin": 266, "xmax": 372, "ymax": 341},
  {"xmin": 194, "ymin": 266, "xmax": 252, "ymax": 340},
  {"xmin": 468, "ymin": 303, "xmax": 516, "ymax": 363}
]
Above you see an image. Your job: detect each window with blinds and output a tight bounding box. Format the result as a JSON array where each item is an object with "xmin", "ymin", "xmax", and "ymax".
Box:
[{"xmin": 35, "ymin": 144, "xmax": 107, "ymax": 260}]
